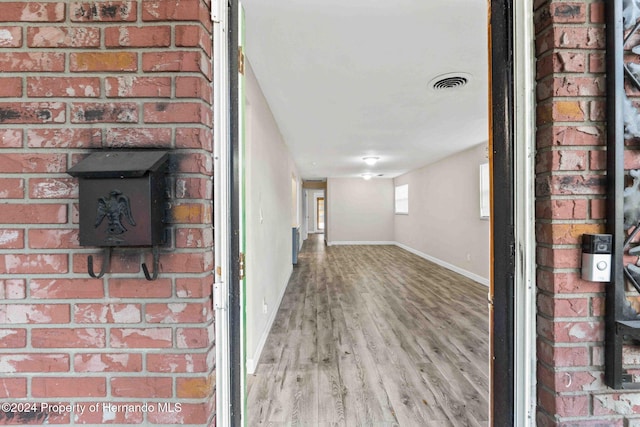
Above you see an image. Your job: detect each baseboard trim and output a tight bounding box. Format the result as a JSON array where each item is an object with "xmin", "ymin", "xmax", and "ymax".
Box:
[
  {"xmin": 246, "ymin": 270, "xmax": 291, "ymax": 375},
  {"xmin": 395, "ymin": 242, "xmax": 490, "ymax": 287},
  {"xmin": 327, "ymin": 240, "xmax": 395, "ymax": 246}
]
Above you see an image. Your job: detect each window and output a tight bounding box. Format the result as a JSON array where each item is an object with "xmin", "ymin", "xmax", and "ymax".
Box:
[{"xmin": 395, "ymin": 184, "xmax": 408, "ymax": 214}]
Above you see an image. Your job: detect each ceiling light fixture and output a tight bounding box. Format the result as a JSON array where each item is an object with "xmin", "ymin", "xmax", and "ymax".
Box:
[
  {"xmin": 362, "ymin": 173, "xmax": 373, "ymax": 180},
  {"xmin": 363, "ymin": 156, "xmax": 379, "ymax": 166}
]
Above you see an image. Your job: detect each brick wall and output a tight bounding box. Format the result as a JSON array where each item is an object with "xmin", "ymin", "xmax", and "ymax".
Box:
[
  {"xmin": 0, "ymin": 1, "xmax": 215, "ymax": 425},
  {"xmin": 533, "ymin": 0, "xmax": 640, "ymax": 425}
]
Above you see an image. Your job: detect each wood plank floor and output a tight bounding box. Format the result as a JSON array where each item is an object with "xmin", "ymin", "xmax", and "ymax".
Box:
[{"xmin": 246, "ymin": 233, "xmax": 489, "ymax": 426}]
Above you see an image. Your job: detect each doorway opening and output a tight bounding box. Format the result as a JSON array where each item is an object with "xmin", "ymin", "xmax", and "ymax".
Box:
[
  {"xmin": 316, "ymin": 197, "xmax": 325, "ymax": 231},
  {"xmin": 218, "ymin": 0, "xmax": 534, "ymax": 426}
]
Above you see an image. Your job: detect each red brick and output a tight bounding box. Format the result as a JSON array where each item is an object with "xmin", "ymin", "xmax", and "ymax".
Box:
[
  {"xmin": 148, "ymin": 402, "xmax": 209, "ymax": 425},
  {"xmin": 0, "ymin": 179, "xmax": 24, "ymax": 199},
  {"xmin": 0, "ymin": 3, "xmax": 65, "ymax": 22},
  {"xmin": 27, "ymin": 128, "xmax": 102, "ymax": 148},
  {"xmin": 0, "ymin": 77, "xmax": 22, "ymax": 97},
  {"xmin": 105, "ymin": 25, "xmax": 170, "ymax": 47},
  {"xmin": 151, "ymin": 252, "xmax": 213, "ymax": 274},
  {"xmin": 589, "ymin": 52, "xmax": 605, "ymax": 73},
  {"xmin": 0, "ymin": 329, "xmax": 27, "ymax": 348},
  {"xmin": 176, "ymin": 152, "xmax": 213, "ymax": 174},
  {"xmin": 536, "ymin": 150, "xmax": 587, "ymax": 173},
  {"xmin": 176, "ymin": 76, "xmax": 213, "ymax": 103},
  {"xmin": 548, "ymin": 77, "xmax": 604, "ymax": 99},
  {"xmin": 27, "ymin": 26, "xmax": 100, "ymax": 47},
  {"xmin": 538, "ymin": 316, "xmax": 603, "ymax": 343},
  {"xmin": 110, "ymin": 328, "xmax": 172, "ymax": 348},
  {"xmin": 142, "ymin": 0, "xmax": 207, "ymax": 22},
  {"xmin": 176, "ymin": 278, "xmax": 212, "ymax": 299},
  {"xmin": 146, "ymin": 303, "xmax": 211, "ymax": 323},
  {"xmin": 32, "ymin": 377, "xmax": 106, "ymax": 397},
  {"xmin": 537, "ymin": 293, "xmax": 589, "ymax": 317},
  {"xmin": 537, "ymin": 246, "xmax": 581, "ymax": 269},
  {"xmin": 589, "ymin": 100, "xmax": 606, "ymax": 121},
  {"xmin": 0, "ymin": 279, "xmax": 26, "ymax": 299},
  {"xmin": 0, "ymin": 153, "xmax": 66, "ymax": 172},
  {"xmin": 147, "ymin": 352, "xmax": 208, "ymax": 373},
  {"xmin": 0, "ymin": 204, "xmax": 67, "ymax": 224},
  {"xmin": 537, "ymin": 270, "xmax": 605, "ymax": 294},
  {"xmin": 28, "ymin": 229, "xmax": 79, "ymax": 249},
  {"xmin": 175, "ymin": 228, "xmax": 214, "ymax": 249},
  {"xmin": 32, "ymin": 328, "xmax": 105, "ymax": 348},
  {"xmin": 70, "ymin": 1, "xmax": 137, "ymax": 22},
  {"xmin": 142, "ymin": 51, "xmax": 208, "ymax": 73},
  {"xmin": 0, "ymin": 254, "xmax": 68, "ymax": 274},
  {"xmin": 74, "ymin": 353, "xmax": 143, "ymax": 372},
  {"xmin": 590, "ymin": 2, "xmax": 605, "ymax": 24},
  {"xmin": 105, "ymin": 76, "xmax": 171, "ymax": 98},
  {"xmin": 108, "ymin": 278, "xmax": 172, "ymax": 298},
  {"xmin": 177, "ymin": 327, "xmax": 211, "ymax": 349},
  {"xmin": 537, "ymin": 101, "xmax": 586, "ymax": 124},
  {"xmin": 0, "ymin": 102, "xmax": 65, "ymax": 124},
  {"xmin": 176, "ymin": 127, "xmax": 213, "ymax": 150},
  {"xmin": 30, "ymin": 278, "xmax": 103, "ymax": 299},
  {"xmin": 29, "ymin": 178, "xmax": 78, "ymax": 199},
  {"xmin": 111, "ymin": 377, "xmax": 172, "ymax": 398},
  {"xmin": 536, "ymin": 198, "xmax": 587, "ymax": 220},
  {"xmin": 536, "ymin": 175, "xmax": 606, "ymax": 196},
  {"xmin": 175, "ymin": 25, "xmax": 212, "ymax": 56},
  {"xmin": 553, "ymin": 27, "xmax": 604, "ymax": 49},
  {"xmin": 0, "ymin": 378, "xmax": 26, "ymax": 398},
  {"xmin": 168, "ymin": 203, "xmax": 213, "ymax": 224},
  {"xmin": 177, "ymin": 375, "xmax": 213, "ymax": 398},
  {"xmin": 0, "ymin": 129, "xmax": 23, "ymax": 147},
  {"xmin": 0, "ymin": 353, "xmax": 69, "ymax": 372},
  {"xmin": 0, "ymin": 52, "xmax": 65, "ymax": 72},
  {"xmin": 105, "ymin": 127, "xmax": 172, "ymax": 148},
  {"xmin": 27, "ymin": 77, "xmax": 100, "ymax": 98},
  {"xmin": 74, "ymin": 303, "xmax": 141, "ymax": 323},
  {"xmin": 71, "ymin": 102, "xmax": 138, "ymax": 123},
  {"xmin": 0, "ymin": 304, "xmax": 70, "ymax": 323},
  {"xmin": 536, "ymin": 223, "xmax": 603, "ymax": 245},
  {"xmin": 589, "ymin": 149, "xmax": 606, "ymax": 170},
  {"xmin": 537, "ymin": 340, "xmax": 590, "ymax": 367},
  {"xmin": 0, "ymin": 27, "xmax": 23, "ymax": 47},
  {"xmin": 143, "ymin": 102, "xmax": 212, "ymax": 124},
  {"xmin": 70, "ymin": 52, "xmax": 137, "ymax": 72},
  {"xmin": 537, "ymin": 125, "xmax": 603, "ymax": 149},
  {"xmin": 176, "ymin": 177, "xmax": 212, "ymax": 199},
  {"xmin": 590, "ymin": 198, "xmax": 606, "ymax": 219}
]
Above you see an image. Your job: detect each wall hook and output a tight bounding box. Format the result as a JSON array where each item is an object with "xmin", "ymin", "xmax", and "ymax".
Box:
[
  {"xmin": 142, "ymin": 246, "xmax": 160, "ymax": 281},
  {"xmin": 87, "ymin": 247, "xmax": 112, "ymax": 279}
]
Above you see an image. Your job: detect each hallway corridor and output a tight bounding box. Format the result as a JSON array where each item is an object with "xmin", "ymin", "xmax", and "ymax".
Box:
[{"xmin": 246, "ymin": 234, "xmax": 489, "ymax": 426}]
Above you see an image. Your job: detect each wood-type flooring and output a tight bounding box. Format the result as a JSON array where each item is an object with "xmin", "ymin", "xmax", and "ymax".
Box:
[{"xmin": 246, "ymin": 233, "xmax": 489, "ymax": 426}]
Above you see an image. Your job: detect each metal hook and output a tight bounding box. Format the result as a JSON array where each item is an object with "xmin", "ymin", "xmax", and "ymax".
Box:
[
  {"xmin": 142, "ymin": 246, "xmax": 160, "ymax": 281},
  {"xmin": 87, "ymin": 247, "xmax": 112, "ymax": 279}
]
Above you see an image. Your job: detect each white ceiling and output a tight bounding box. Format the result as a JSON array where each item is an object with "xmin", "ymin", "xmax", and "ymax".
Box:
[{"xmin": 241, "ymin": 0, "xmax": 488, "ymax": 180}]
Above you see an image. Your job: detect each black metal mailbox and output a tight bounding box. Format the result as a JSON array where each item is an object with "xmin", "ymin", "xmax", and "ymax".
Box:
[{"xmin": 67, "ymin": 150, "xmax": 169, "ymax": 280}]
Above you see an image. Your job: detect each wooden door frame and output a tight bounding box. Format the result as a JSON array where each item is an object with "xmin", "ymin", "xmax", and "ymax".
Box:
[{"xmin": 224, "ymin": 0, "xmax": 523, "ymax": 425}]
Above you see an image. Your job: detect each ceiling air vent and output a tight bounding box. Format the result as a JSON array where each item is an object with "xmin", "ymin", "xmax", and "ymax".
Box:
[{"xmin": 429, "ymin": 73, "xmax": 471, "ymax": 91}]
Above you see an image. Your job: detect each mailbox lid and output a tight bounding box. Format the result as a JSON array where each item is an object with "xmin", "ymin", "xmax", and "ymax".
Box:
[{"xmin": 67, "ymin": 151, "xmax": 169, "ymax": 179}]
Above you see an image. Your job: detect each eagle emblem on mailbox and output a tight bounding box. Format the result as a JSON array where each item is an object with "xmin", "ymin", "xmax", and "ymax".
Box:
[{"xmin": 95, "ymin": 190, "xmax": 136, "ymax": 239}]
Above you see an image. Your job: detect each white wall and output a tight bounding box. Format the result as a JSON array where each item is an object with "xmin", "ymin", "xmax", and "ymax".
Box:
[
  {"xmin": 326, "ymin": 178, "xmax": 394, "ymax": 244},
  {"xmin": 245, "ymin": 60, "xmax": 300, "ymax": 373},
  {"xmin": 394, "ymin": 143, "xmax": 490, "ymax": 284}
]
